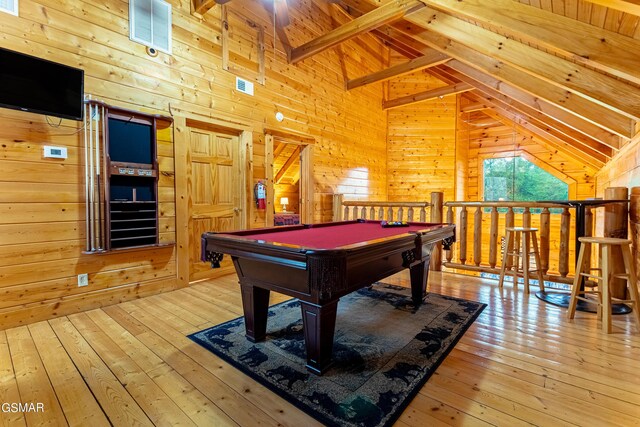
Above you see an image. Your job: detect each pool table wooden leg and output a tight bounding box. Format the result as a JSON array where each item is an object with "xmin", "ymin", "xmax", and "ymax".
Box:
[
  {"xmin": 300, "ymin": 299, "xmax": 339, "ymax": 375},
  {"xmin": 240, "ymin": 284, "xmax": 270, "ymax": 342},
  {"xmin": 410, "ymin": 259, "xmax": 430, "ymax": 306}
]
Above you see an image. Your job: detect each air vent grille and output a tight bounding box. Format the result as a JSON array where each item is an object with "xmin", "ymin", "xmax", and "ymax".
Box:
[{"xmin": 235, "ymin": 77, "xmax": 254, "ymax": 96}]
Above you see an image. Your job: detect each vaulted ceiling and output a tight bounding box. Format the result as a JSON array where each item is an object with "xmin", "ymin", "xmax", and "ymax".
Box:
[{"xmin": 194, "ymin": 0, "xmax": 640, "ymax": 169}]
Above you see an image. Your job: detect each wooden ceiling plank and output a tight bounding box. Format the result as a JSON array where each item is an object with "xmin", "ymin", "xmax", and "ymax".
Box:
[
  {"xmin": 433, "ymin": 65, "xmax": 620, "ymax": 152},
  {"xmin": 275, "ymin": 146, "xmax": 301, "ymax": 184},
  {"xmin": 338, "ymin": 0, "xmax": 637, "ymax": 138},
  {"xmin": 347, "ymin": 50, "xmax": 449, "ymax": 90},
  {"xmin": 422, "ymin": 0, "xmax": 640, "ymax": 86},
  {"xmin": 586, "ymin": 0, "xmax": 640, "ymax": 16},
  {"xmin": 383, "ymin": 82, "xmax": 473, "ymax": 109},
  {"xmin": 289, "ymin": 0, "xmax": 426, "ymax": 64},
  {"xmin": 406, "ymin": 7, "xmax": 640, "ymax": 120}
]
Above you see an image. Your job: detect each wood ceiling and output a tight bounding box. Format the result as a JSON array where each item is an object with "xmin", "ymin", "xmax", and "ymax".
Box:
[{"xmin": 193, "ymin": 0, "xmax": 640, "ymax": 169}]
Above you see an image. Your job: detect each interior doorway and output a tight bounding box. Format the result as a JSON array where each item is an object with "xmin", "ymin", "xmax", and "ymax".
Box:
[{"xmin": 265, "ymin": 130, "xmax": 314, "ymax": 225}]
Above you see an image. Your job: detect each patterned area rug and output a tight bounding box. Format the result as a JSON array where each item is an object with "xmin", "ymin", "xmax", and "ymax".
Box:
[{"xmin": 188, "ymin": 284, "xmax": 486, "ymax": 427}]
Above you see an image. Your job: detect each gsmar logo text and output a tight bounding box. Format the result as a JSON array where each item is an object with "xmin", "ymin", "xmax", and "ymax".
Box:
[{"xmin": 1, "ymin": 402, "xmax": 45, "ymax": 413}]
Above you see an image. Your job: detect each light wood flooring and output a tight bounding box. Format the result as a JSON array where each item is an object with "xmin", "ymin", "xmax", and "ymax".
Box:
[{"xmin": 1, "ymin": 271, "xmax": 640, "ymax": 426}]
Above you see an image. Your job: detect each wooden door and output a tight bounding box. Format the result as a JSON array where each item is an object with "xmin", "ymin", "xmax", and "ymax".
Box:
[{"xmin": 188, "ymin": 128, "xmax": 243, "ymax": 282}]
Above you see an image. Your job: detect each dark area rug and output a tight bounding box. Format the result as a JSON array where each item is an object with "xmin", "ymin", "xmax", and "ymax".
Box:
[{"xmin": 188, "ymin": 284, "xmax": 486, "ymax": 427}]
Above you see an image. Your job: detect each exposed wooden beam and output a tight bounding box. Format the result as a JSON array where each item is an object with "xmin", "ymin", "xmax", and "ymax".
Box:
[
  {"xmin": 274, "ymin": 0, "xmax": 290, "ymax": 27},
  {"xmin": 347, "ymin": 50, "xmax": 449, "ymax": 90},
  {"xmin": 586, "ymin": 0, "xmax": 640, "ymax": 16},
  {"xmin": 273, "ymin": 141, "xmax": 286, "ymax": 158},
  {"xmin": 430, "ymin": 66, "xmax": 619, "ymax": 155},
  {"xmin": 275, "ymin": 146, "xmax": 301, "ymax": 184},
  {"xmin": 422, "ymin": 0, "xmax": 640, "ymax": 86},
  {"xmin": 444, "ymin": 61, "xmax": 625, "ymax": 148},
  {"xmin": 383, "ymin": 82, "xmax": 472, "ymax": 109},
  {"xmin": 289, "ymin": 0, "xmax": 425, "ymax": 64},
  {"xmin": 460, "ymin": 102, "xmax": 489, "ymax": 113},
  {"xmin": 191, "ymin": 0, "xmax": 228, "ymax": 17},
  {"xmin": 469, "ymin": 92, "xmax": 613, "ymax": 160},
  {"xmin": 339, "ymin": 0, "xmax": 637, "ymax": 139},
  {"xmin": 483, "ymin": 108, "xmax": 606, "ymax": 169},
  {"xmin": 371, "ymin": 29, "xmax": 421, "ymax": 58},
  {"xmin": 407, "ymin": 7, "xmax": 640, "ymax": 120}
]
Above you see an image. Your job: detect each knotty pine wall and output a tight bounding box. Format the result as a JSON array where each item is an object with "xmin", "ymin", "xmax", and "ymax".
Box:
[
  {"xmin": 0, "ymin": 0, "xmax": 388, "ymax": 328},
  {"xmin": 386, "ymin": 65, "xmax": 457, "ymax": 203}
]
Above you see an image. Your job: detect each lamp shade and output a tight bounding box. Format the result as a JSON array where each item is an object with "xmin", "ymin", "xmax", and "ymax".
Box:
[{"xmin": 280, "ymin": 197, "xmax": 289, "ymax": 205}]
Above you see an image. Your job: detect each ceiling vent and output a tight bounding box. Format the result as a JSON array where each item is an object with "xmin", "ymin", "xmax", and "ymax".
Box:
[
  {"xmin": 235, "ymin": 77, "xmax": 254, "ymax": 96},
  {"xmin": 0, "ymin": 0, "xmax": 18, "ymax": 16},
  {"xmin": 129, "ymin": 0, "xmax": 172, "ymax": 54}
]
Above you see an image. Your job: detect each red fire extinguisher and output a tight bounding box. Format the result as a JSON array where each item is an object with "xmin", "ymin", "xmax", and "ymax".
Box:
[{"xmin": 254, "ymin": 180, "xmax": 266, "ymax": 210}]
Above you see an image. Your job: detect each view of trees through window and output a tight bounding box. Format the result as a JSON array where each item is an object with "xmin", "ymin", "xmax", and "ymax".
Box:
[{"xmin": 483, "ymin": 157, "xmax": 568, "ymax": 201}]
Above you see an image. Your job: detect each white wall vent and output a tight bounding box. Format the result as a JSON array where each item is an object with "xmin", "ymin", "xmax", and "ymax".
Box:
[
  {"xmin": 235, "ymin": 77, "xmax": 254, "ymax": 96},
  {"xmin": 0, "ymin": 0, "xmax": 18, "ymax": 16},
  {"xmin": 129, "ymin": 0, "xmax": 172, "ymax": 54}
]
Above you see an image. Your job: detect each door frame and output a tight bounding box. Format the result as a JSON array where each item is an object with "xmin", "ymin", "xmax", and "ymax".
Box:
[
  {"xmin": 264, "ymin": 128, "xmax": 315, "ymax": 225},
  {"xmin": 174, "ymin": 113, "xmax": 252, "ymax": 286}
]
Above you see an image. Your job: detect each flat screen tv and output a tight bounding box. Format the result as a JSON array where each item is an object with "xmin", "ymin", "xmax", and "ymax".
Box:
[{"xmin": 0, "ymin": 47, "xmax": 84, "ymax": 121}]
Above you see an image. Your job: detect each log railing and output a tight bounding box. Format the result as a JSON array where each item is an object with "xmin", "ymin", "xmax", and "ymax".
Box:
[
  {"xmin": 443, "ymin": 201, "xmax": 586, "ymax": 284},
  {"xmin": 332, "ymin": 192, "xmax": 444, "ymax": 270}
]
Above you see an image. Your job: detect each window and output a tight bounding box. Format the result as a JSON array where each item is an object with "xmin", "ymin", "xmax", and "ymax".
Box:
[
  {"xmin": 129, "ymin": 0, "xmax": 172, "ymax": 54},
  {"xmin": 483, "ymin": 157, "xmax": 568, "ymax": 201},
  {"xmin": 0, "ymin": 0, "xmax": 18, "ymax": 16}
]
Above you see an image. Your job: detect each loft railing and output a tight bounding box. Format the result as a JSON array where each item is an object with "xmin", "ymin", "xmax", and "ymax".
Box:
[
  {"xmin": 443, "ymin": 201, "xmax": 580, "ymax": 284},
  {"xmin": 332, "ymin": 192, "xmax": 444, "ymax": 270}
]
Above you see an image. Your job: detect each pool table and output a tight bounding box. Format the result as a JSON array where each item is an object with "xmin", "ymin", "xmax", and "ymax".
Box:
[{"xmin": 201, "ymin": 219, "xmax": 455, "ymax": 374}]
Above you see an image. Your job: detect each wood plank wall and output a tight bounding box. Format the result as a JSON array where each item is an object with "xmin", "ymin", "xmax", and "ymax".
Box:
[
  {"xmin": 0, "ymin": 0, "xmax": 388, "ymax": 328},
  {"xmin": 386, "ymin": 59, "xmax": 457, "ymax": 202}
]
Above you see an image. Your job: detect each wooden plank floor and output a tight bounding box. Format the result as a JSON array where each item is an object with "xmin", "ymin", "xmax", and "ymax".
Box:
[{"xmin": 2, "ymin": 271, "xmax": 640, "ymax": 426}]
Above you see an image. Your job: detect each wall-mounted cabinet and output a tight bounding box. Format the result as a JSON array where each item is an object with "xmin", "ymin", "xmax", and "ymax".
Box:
[{"xmin": 84, "ymin": 101, "xmax": 172, "ymax": 253}]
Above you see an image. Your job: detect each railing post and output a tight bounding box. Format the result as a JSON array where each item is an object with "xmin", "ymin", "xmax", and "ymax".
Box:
[
  {"xmin": 583, "ymin": 207, "xmax": 593, "ymax": 277},
  {"xmin": 360, "ymin": 206, "xmax": 367, "ymax": 219},
  {"xmin": 344, "ymin": 205, "xmax": 349, "ymax": 220},
  {"xmin": 398, "ymin": 207, "xmax": 404, "ymax": 221},
  {"xmin": 446, "ymin": 206, "xmax": 454, "ymax": 263},
  {"xmin": 459, "ymin": 207, "xmax": 468, "ymax": 265},
  {"xmin": 387, "ymin": 207, "xmax": 393, "ymax": 221},
  {"xmin": 605, "ymin": 187, "xmax": 629, "ymax": 299},
  {"xmin": 408, "ymin": 207, "xmax": 414, "ymax": 221},
  {"xmin": 474, "ymin": 206, "xmax": 482, "ymax": 266},
  {"xmin": 430, "ymin": 192, "xmax": 444, "ymax": 271},
  {"xmin": 539, "ymin": 207, "xmax": 550, "ymax": 276},
  {"xmin": 352, "ymin": 206, "xmax": 358, "ymax": 219},
  {"xmin": 378, "ymin": 207, "xmax": 384, "ymax": 220},
  {"xmin": 559, "ymin": 207, "xmax": 570, "ymax": 277},
  {"xmin": 489, "ymin": 206, "xmax": 498, "ymax": 268},
  {"xmin": 505, "ymin": 207, "xmax": 514, "ymax": 269},
  {"xmin": 332, "ymin": 194, "xmax": 344, "ymax": 221},
  {"xmin": 523, "ymin": 207, "xmax": 531, "ymax": 228},
  {"xmin": 430, "ymin": 192, "xmax": 443, "ymax": 223}
]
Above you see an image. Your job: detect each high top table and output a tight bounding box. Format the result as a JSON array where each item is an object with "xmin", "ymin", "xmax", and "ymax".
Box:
[{"xmin": 534, "ymin": 199, "xmax": 631, "ymax": 314}]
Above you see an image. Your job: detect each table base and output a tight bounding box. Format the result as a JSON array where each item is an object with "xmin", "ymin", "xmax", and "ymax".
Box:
[{"xmin": 535, "ymin": 291, "xmax": 632, "ymax": 314}]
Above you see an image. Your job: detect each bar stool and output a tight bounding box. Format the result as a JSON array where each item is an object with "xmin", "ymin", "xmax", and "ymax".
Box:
[
  {"xmin": 498, "ymin": 227, "xmax": 546, "ymax": 294},
  {"xmin": 567, "ymin": 237, "xmax": 640, "ymax": 333}
]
